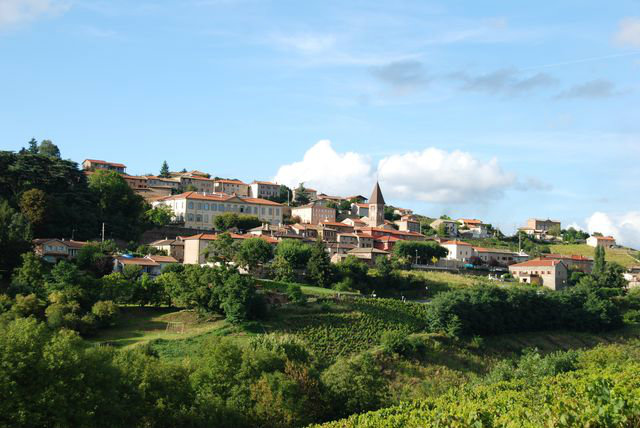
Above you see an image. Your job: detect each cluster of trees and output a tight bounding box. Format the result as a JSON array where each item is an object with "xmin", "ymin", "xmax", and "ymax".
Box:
[
  {"xmin": 0, "ymin": 318, "xmax": 391, "ymax": 428},
  {"xmin": 0, "ymin": 141, "xmax": 173, "ymax": 280},
  {"xmin": 426, "ymin": 284, "xmax": 623, "ymax": 337},
  {"xmin": 213, "ymin": 212, "xmax": 262, "ymax": 232}
]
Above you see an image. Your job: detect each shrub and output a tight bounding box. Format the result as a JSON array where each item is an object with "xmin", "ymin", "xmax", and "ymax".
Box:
[{"xmin": 91, "ymin": 300, "xmax": 119, "ymax": 327}]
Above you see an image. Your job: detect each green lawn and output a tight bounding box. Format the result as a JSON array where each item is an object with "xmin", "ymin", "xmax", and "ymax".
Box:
[
  {"xmin": 256, "ymin": 278, "xmax": 359, "ymax": 296},
  {"xmin": 550, "ymin": 244, "xmax": 639, "ymax": 268},
  {"xmin": 89, "ymin": 306, "xmax": 226, "ymax": 349}
]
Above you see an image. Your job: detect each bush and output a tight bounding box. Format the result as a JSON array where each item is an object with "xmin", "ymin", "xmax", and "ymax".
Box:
[
  {"xmin": 380, "ymin": 330, "xmax": 426, "ymax": 358},
  {"xmin": 91, "ymin": 300, "xmax": 119, "ymax": 327},
  {"xmin": 286, "ymin": 285, "xmax": 307, "ymax": 305}
]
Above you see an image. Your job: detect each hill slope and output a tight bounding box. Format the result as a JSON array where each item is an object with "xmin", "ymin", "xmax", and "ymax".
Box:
[{"xmin": 550, "ymin": 244, "xmax": 639, "ymax": 268}]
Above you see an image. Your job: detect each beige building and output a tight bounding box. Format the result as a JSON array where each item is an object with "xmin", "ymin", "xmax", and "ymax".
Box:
[
  {"xmin": 441, "ymin": 240, "xmax": 474, "ymax": 261},
  {"xmin": 291, "ymin": 201, "xmax": 336, "ymax": 224},
  {"xmin": 509, "ymin": 259, "xmax": 569, "ymax": 291},
  {"xmin": 152, "ymin": 191, "xmax": 284, "ymax": 230},
  {"xmin": 250, "ymin": 181, "xmax": 281, "ymax": 199},
  {"xmin": 395, "ymin": 215, "xmax": 420, "ymax": 233},
  {"xmin": 213, "ymin": 179, "xmax": 249, "ymax": 196},
  {"xmin": 149, "ymin": 238, "xmax": 185, "ymax": 262},
  {"xmin": 473, "ymin": 247, "xmax": 529, "ymax": 266},
  {"xmin": 519, "ymin": 218, "xmax": 561, "ymax": 240},
  {"xmin": 540, "ymin": 254, "xmax": 593, "ymax": 273},
  {"xmin": 183, "ymin": 233, "xmax": 277, "ymax": 264},
  {"xmin": 33, "ymin": 239, "xmax": 89, "ymax": 263},
  {"xmin": 365, "ymin": 182, "xmax": 385, "ymax": 227},
  {"xmin": 587, "ymin": 235, "xmax": 616, "ymax": 248},
  {"xmin": 430, "ymin": 219, "xmax": 459, "ymax": 237},
  {"xmin": 82, "ymin": 159, "xmax": 126, "ymax": 173},
  {"xmin": 113, "ymin": 255, "xmax": 178, "ymax": 277},
  {"xmin": 346, "ymin": 247, "xmax": 389, "ymax": 265}
]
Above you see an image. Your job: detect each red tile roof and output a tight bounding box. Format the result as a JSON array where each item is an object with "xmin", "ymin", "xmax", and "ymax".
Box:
[
  {"xmin": 116, "ymin": 257, "xmax": 158, "ymax": 266},
  {"xmin": 182, "ymin": 233, "xmax": 278, "ymax": 244},
  {"xmin": 156, "ymin": 192, "xmax": 282, "ymax": 206},
  {"xmin": 441, "ymin": 240, "xmax": 473, "ymax": 246},
  {"xmin": 147, "ymin": 255, "xmax": 178, "ymax": 263},
  {"xmin": 543, "ymin": 254, "xmax": 593, "ymax": 262},
  {"xmin": 215, "ymin": 179, "xmax": 246, "ymax": 184},
  {"xmin": 510, "ymin": 258, "xmax": 563, "ymax": 268},
  {"xmin": 592, "ymin": 235, "xmax": 615, "ymax": 240},
  {"xmin": 84, "ymin": 159, "xmax": 126, "ymax": 168}
]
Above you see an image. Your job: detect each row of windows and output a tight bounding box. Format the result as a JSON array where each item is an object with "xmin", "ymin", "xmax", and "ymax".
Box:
[{"xmin": 186, "ymin": 201, "xmax": 279, "ymax": 216}]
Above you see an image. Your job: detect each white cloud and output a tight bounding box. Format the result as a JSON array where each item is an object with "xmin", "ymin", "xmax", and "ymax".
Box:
[
  {"xmin": 272, "ymin": 140, "xmax": 374, "ymax": 196},
  {"xmin": 0, "ymin": 0, "xmax": 69, "ymax": 29},
  {"xmin": 614, "ymin": 17, "xmax": 640, "ymax": 47},
  {"xmin": 378, "ymin": 148, "xmax": 516, "ymax": 203},
  {"xmin": 586, "ymin": 211, "xmax": 640, "ymax": 249},
  {"xmin": 270, "ymin": 33, "xmax": 337, "ymax": 55},
  {"xmin": 273, "ymin": 141, "xmax": 516, "ymax": 204}
]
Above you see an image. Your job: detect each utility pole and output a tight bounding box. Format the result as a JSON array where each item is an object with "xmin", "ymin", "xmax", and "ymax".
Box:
[{"xmin": 101, "ymin": 222, "xmax": 105, "ymax": 242}]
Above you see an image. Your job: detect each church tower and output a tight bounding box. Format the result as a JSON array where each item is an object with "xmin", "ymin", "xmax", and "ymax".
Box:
[{"xmin": 368, "ymin": 181, "xmax": 385, "ymax": 227}]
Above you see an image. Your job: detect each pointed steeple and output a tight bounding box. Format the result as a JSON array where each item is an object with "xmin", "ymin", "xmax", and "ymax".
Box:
[{"xmin": 369, "ymin": 181, "xmax": 385, "ymax": 205}]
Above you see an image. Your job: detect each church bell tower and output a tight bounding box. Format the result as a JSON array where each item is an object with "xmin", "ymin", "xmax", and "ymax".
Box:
[{"xmin": 368, "ymin": 181, "xmax": 385, "ymax": 227}]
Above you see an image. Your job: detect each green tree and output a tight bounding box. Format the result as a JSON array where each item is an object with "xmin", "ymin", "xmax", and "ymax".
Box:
[
  {"xmin": 335, "ymin": 255, "xmax": 370, "ymax": 292},
  {"xmin": 593, "ymin": 245, "xmax": 606, "ymax": 278},
  {"xmin": 88, "ymin": 170, "xmax": 148, "ymax": 240},
  {"xmin": 220, "ymin": 273, "xmax": 256, "ymax": 323},
  {"xmin": 234, "ymin": 237, "xmax": 273, "ymax": 274},
  {"xmin": 19, "ymin": 188, "xmax": 48, "ymax": 228},
  {"xmin": 204, "ymin": 232, "xmax": 237, "ymax": 263},
  {"xmin": 273, "ymin": 239, "xmax": 312, "ymax": 282},
  {"xmin": 38, "ymin": 140, "xmax": 61, "ymax": 158},
  {"xmin": 159, "ymin": 160, "xmax": 170, "ymax": 178},
  {"xmin": 0, "ymin": 199, "xmax": 32, "ymax": 280},
  {"xmin": 307, "ymin": 239, "xmax": 334, "ymax": 288},
  {"xmin": 392, "ymin": 241, "xmax": 448, "ymax": 265},
  {"xmin": 293, "ymin": 183, "xmax": 310, "ymax": 206},
  {"xmin": 10, "ymin": 253, "xmax": 47, "ymax": 297},
  {"xmin": 214, "ymin": 212, "xmax": 240, "ymax": 231},
  {"xmin": 144, "ymin": 204, "xmax": 173, "ymax": 227}
]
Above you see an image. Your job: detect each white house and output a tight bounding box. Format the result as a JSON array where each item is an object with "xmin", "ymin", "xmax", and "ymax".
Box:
[{"xmin": 587, "ymin": 235, "xmax": 616, "ymax": 248}]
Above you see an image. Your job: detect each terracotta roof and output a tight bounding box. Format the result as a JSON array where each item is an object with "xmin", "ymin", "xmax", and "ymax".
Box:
[
  {"xmin": 376, "ymin": 236, "xmax": 401, "ymax": 242},
  {"xmin": 182, "ymin": 233, "xmax": 277, "ymax": 244},
  {"xmin": 320, "ymin": 221, "xmax": 354, "ymax": 227},
  {"xmin": 252, "ymin": 180, "xmax": 279, "ymax": 185},
  {"xmin": 84, "ymin": 159, "xmax": 127, "ymax": 168},
  {"xmin": 155, "ymin": 191, "xmax": 282, "ymax": 206},
  {"xmin": 592, "ymin": 235, "xmax": 615, "ymax": 240},
  {"xmin": 473, "ymin": 247, "xmax": 515, "ymax": 254},
  {"xmin": 510, "ymin": 258, "xmax": 564, "ymax": 268},
  {"xmin": 150, "ymin": 239, "xmax": 184, "ymax": 246},
  {"xmin": 147, "ymin": 255, "xmax": 178, "ymax": 263},
  {"xmin": 542, "ymin": 254, "xmax": 593, "ymax": 262},
  {"xmin": 358, "ymin": 227, "xmax": 424, "ymax": 238},
  {"xmin": 349, "ymin": 247, "xmax": 389, "ymax": 254},
  {"xmin": 116, "ymin": 257, "xmax": 158, "ymax": 266},
  {"xmin": 459, "ymin": 218, "xmax": 483, "ymax": 225},
  {"xmin": 356, "ymin": 233, "xmax": 374, "ymax": 239},
  {"xmin": 33, "ymin": 239, "xmax": 89, "ymax": 248},
  {"xmin": 441, "ymin": 240, "xmax": 473, "ymax": 246},
  {"xmin": 214, "ymin": 179, "xmax": 246, "ymax": 184}
]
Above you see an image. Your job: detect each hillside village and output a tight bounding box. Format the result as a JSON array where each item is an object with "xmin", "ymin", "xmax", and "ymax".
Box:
[{"xmin": 34, "ymin": 157, "xmax": 639, "ymax": 291}]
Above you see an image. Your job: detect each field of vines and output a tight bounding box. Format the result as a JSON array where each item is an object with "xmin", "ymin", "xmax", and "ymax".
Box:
[
  {"xmin": 269, "ymin": 298, "xmax": 431, "ymax": 362},
  {"xmin": 313, "ymin": 343, "xmax": 640, "ymax": 428}
]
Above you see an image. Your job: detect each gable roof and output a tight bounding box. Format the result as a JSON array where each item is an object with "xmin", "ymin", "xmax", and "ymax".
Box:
[
  {"xmin": 369, "ymin": 181, "xmax": 385, "ymax": 205},
  {"xmin": 84, "ymin": 159, "xmax": 126, "ymax": 168},
  {"xmin": 510, "ymin": 258, "xmax": 565, "ymax": 268},
  {"xmin": 155, "ymin": 192, "xmax": 282, "ymax": 206},
  {"xmin": 441, "ymin": 240, "xmax": 473, "ymax": 246}
]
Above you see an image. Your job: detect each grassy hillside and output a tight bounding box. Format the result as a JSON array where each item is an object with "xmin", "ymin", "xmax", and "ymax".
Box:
[{"xmin": 550, "ymin": 243, "xmax": 639, "ymax": 268}]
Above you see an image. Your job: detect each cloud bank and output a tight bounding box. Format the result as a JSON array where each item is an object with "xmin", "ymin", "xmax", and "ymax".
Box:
[
  {"xmin": 273, "ymin": 140, "xmax": 516, "ymax": 204},
  {"xmin": 0, "ymin": 0, "xmax": 68, "ymax": 29},
  {"xmin": 586, "ymin": 211, "xmax": 640, "ymax": 250},
  {"xmin": 614, "ymin": 17, "xmax": 640, "ymax": 47}
]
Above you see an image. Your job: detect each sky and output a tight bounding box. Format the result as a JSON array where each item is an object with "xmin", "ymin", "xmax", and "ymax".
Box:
[{"xmin": 1, "ymin": 0, "xmax": 639, "ymax": 247}]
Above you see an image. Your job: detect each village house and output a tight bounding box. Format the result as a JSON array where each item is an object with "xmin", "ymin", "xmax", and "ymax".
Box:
[
  {"xmin": 149, "ymin": 238, "xmax": 185, "ymax": 262},
  {"xmin": 519, "ymin": 218, "xmax": 561, "ymax": 240},
  {"xmin": 291, "ymin": 201, "xmax": 336, "ymax": 224},
  {"xmin": 430, "ymin": 218, "xmax": 459, "ymax": 237},
  {"xmin": 113, "ymin": 254, "xmax": 179, "ymax": 278},
  {"xmin": 249, "ymin": 181, "xmax": 281, "ymax": 199},
  {"xmin": 540, "ymin": 254, "xmax": 593, "ymax": 273},
  {"xmin": 320, "ymin": 221, "xmax": 355, "ymax": 234},
  {"xmin": 346, "ymin": 247, "xmax": 390, "ymax": 265},
  {"xmin": 344, "ymin": 195, "xmax": 367, "ymax": 204},
  {"xmin": 82, "ymin": 159, "xmax": 126, "ymax": 173},
  {"xmin": 394, "ymin": 214, "xmax": 420, "ymax": 233},
  {"xmin": 290, "ymin": 223, "xmax": 319, "ymax": 240},
  {"xmin": 342, "ymin": 217, "xmax": 367, "ymax": 228},
  {"xmin": 457, "ymin": 218, "xmax": 490, "ymax": 239},
  {"xmin": 152, "ymin": 191, "xmax": 284, "ymax": 230},
  {"xmin": 473, "ymin": 247, "xmax": 529, "ymax": 267},
  {"xmin": 292, "ymin": 187, "xmax": 318, "ymax": 201},
  {"xmin": 587, "ymin": 235, "xmax": 616, "ymax": 248},
  {"xmin": 182, "ymin": 233, "xmax": 277, "ymax": 264},
  {"xmin": 33, "ymin": 239, "xmax": 89, "ymax": 263},
  {"xmin": 441, "ymin": 240, "xmax": 474, "ymax": 262},
  {"xmin": 509, "ymin": 259, "xmax": 569, "ymax": 291},
  {"xmin": 212, "ymin": 178, "xmax": 249, "ymax": 196},
  {"xmin": 350, "ymin": 203, "xmax": 369, "ymax": 217},
  {"xmin": 394, "ymin": 207, "xmax": 413, "ymax": 217}
]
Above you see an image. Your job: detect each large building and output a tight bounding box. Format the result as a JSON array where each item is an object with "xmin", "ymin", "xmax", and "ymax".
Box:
[
  {"xmin": 213, "ymin": 179, "xmax": 250, "ymax": 196},
  {"xmin": 509, "ymin": 259, "xmax": 569, "ymax": 291},
  {"xmin": 291, "ymin": 201, "xmax": 336, "ymax": 224},
  {"xmin": 33, "ymin": 239, "xmax": 89, "ymax": 263},
  {"xmin": 587, "ymin": 235, "xmax": 616, "ymax": 248},
  {"xmin": 82, "ymin": 159, "xmax": 126, "ymax": 173},
  {"xmin": 152, "ymin": 191, "xmax": 284, "ymax": 230},
  {"xmin": 519, "ymin": 218, "xmax": 561, "ymax": 240},
  {"xmin": 250, "ymin": 181, "xmax": 281, "ymax": 199}
]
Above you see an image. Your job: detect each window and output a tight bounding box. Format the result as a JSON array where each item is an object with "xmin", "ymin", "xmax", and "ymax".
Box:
[
  {"xmin": 188, "ymin": 202, "xmax": 194, "ymax": 209},
  {"xmin": 254, "ymin": 207, "xmax": 258, "ymax": 214},
  {"xmin": 204, "ymin": 203, "xmax": 209, "ymax": 210},
  {"xmin": 188, "ymin": 213, "xmax": 194, "ymax": 221},
  {"xmin": 197, "ymin": 203, "xmax": 202, "ymax": 210},
  {"xmin": 239, "ymin": 206, "xmax": 245, "ymax": 213},
  {"xmin": 204, "ymin": 214, "xmax": 208, "ymax": 222},
  {"xmin": 211, "ymin": 204, "xmax": 217, "ymax": 211},
  {"xmin": 261, "ymin": 207, "xmax": 265, "ymax": 215},
  {"xmin": 196, "ymin": 214, "xmax": 202, "ymax": 222},
  {"xmin": 275, "ymin": 208, "xmax": 280, "ymax": 215}
]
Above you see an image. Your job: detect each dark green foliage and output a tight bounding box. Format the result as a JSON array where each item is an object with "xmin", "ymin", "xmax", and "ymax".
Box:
[
  {"xmin": 18, "ymin": 188, "xmax": 48, "ymax": 229},
  {"xmin": 234, "ymin": 237, "xmax": 273, "ymax": 274},
  {"xmin": 307, "ymin": 239, "xmax": 334, "ymax": 288},
  {"xmin": 383, "ymin": 206, "xmax": 400, "ymax": 221},
  {"xmin": 10, "ymin": 253, "xmax": 47, "ymax": 297},
  {"xmin": 334, "ymin": 256, "xmax": 370, "ymax": 292},
  {"xmin": 286, "ymin": 284, "xmax": 307, "ymax": 305},
  {"xmin": 0, "ymin": 199, "xmax": 32, "ymax": 280},
  {"xmin": 392, "ymin": 240, "xmax": 448, "ymax": 265},
  {"xmin": 88, "ymin": 170, "xmax": 148, "ymax": 240},
  {"xmin": 293, "ymin": 183, "xmax": 310, "ymax": 206},
  {"xmin": 273, "ymin": 239, "xmax": 312, "ymax": 282},
  {"xmin": 561, "ymin": 227, "xmax": 590, "ymax": 243},
  {"xmin": 37, "ymin": 140, "xmax": 61, "ymax": 158},
  {"xmin": 144, "ymin": 204, "xmax": 173, "ymax": 227},
  {"xmin": 159, "ymin": 160, "xmax": 170, "ymax": 178},
  {"xmin": 380, "ymin": 330, "xmax": 426, "ymax": 358},
  {"xmin": 75, "ymin": 240, "xmax": 117, "ymax": 277},
  {"xmin": 426, "ymin": 285, "xmax": 622, "ymax": 337},
  {"xmin": 485, "ymin": 348, "xmax": 579, "ymax": 384},
  {"xmin": 593, "ymin": 245, "xmax": 606, "ymax": 277},
  {"xmin": 213, "ymin": 212, "xmax": 262, "ymax": 231}
]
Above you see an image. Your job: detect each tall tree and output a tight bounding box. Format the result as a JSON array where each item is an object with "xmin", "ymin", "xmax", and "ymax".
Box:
[
  {"xmin": 27, "ymin": 138, "xmax": 39, "ymax": 154},
  {"xmin": 593, "ymin": 245, "xmax": 606, "ymax": 278},
  {"xmin": 294, "ymin": 183, "xmax": 310, "ymax": 206},
  {"xmin": 18, "ymin": 189, "xmax": 48, "ymax": 229},
  {"xmin": 307, "ymin": 239, "xmax": 333, "ymax": 288},
  {"xmin": 0, "ymin": 200, "xmax": 32, "ymax": 280},
  {"xmin": 38, "ymin": 140, "xmax": 61, "ymax": 158},
  {"xmin": 159, "ymin": 161, "xmax": 170, "ymax": 178},
  {"xmin": 234, "ymin": 238, "xmax": 273, "ymax": 274}
]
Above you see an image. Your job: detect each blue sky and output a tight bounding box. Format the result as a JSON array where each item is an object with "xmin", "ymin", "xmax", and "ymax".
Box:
[{"xmin": 1, "ymin": 1, "xmax": 639, "ymax": 246}]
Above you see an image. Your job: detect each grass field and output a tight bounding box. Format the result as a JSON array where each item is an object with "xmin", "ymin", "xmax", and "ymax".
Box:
[
  {"xmin": 89, "ymin": 306, "xmax": 226, "ymax": 349},
  {"xmin": 550, "ymin": 243, "xmax": 639, "ymax": 268},
  {"xmin": 256, "ymin": 278, "xmax": 359, "ymax": 296}
]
